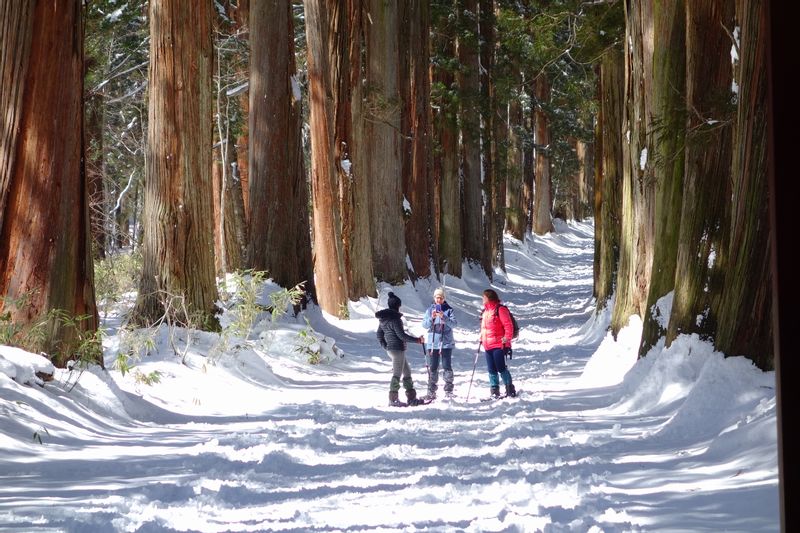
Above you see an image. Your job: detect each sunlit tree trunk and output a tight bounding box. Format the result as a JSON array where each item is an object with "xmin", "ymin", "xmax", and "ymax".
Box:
[
  {"xmin": 304, "ymin": 0, "xmax": 349, "ymax": 316},
  {"xmin": 522, "ymin": 81, "xmax": 535, "ymax": 235},
  {"xmin": 458, "ymin": 0, "xmax": 483, "ymax": 265},
  {"xmin": 663, "ymin": 0, "xmax": 733, "ymax": 349},
  {"xmin": 611, "ymin": 0, "xmax": 656, "ymax": 336},
  {"xmin": 247, "ymin": 0, "xmax": 313, "ymax": 292},
  {"xmin": 0, "ymin": 0, "xmax": 99, "ymax": 367},
  {"xmin": 133, "ymin": 0, "xmax": 219, "ymax": 329},
  {"xmin": 595, "ymin": 49, "xmax": 624, "ymax": 312},
  {"xmin": 532, "ymin": 74, "xmax": 554, "ymax": 235},
  {"xmin": 712, "ymin": 0, "xmax": 773, "ymax": 369},
  {"xmin": 639, "ymin": 0, "xmax": 687, "ymax": 355}
]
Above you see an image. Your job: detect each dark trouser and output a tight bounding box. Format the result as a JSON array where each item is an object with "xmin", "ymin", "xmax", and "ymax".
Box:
[
  {"xmin": 484, "ymin": 347, "xmax": 512, "ymax": 388},
  {"xmin": 426, "ymin": 348, "xmax": 454, "ymax": 395}
]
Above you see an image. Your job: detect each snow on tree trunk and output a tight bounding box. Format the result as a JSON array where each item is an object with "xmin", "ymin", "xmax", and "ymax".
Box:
[
  {"xmin": 664, "ymin": 0, "xmax": 734, "ymax": 349},
  {"xmin": 639, "ymin": 0, "xmax": 688, "ymax": 356},
  {"xmin": 712, "ymin": 0, "xmax": 773, "ymax": 370},
  {"xmin": 247, "ymin": 0, "xmax": 313, "ymax": 293},
  {"xmin": 133, "ymin": 0, "xmax": 219, "ymax": 329},
  {"xmin": 0, "ymin": 0, "xmax": 99, "ymax": 367}
]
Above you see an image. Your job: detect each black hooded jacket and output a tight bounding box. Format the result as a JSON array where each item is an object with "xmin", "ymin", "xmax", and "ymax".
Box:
[{"xmin": 376, "ymin": 309, "xmax": 419, "ymax": 351}]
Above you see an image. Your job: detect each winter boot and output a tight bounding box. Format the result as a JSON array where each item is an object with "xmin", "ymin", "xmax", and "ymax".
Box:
[
  {"xmin": 490, "ymin": 386, "xmax": 501, "ymax": 399},
  {"xmin": 389, "ymin": 391, "xmax": 402, "ymax": 406},
  {"xmin": 505, "ymin": 383, "xmax": 517, "ymax": 398},
  {"xmin": 406, "ymin": 388, "xmax": 419, "ymax": 406}
]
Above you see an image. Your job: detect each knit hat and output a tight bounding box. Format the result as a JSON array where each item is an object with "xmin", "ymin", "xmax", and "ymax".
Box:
[
  {"xmin": 387, "ymin": 292, "xmax": 401, "ymax": 311},
  {"xmin": 433, "ymin": 287, "xmax": 446, "ymax": 299}
]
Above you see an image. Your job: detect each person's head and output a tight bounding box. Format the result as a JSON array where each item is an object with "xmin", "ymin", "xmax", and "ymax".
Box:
[
  {"xmin": 433, "ymin": 287, "xmax": 446, "ymax": 304},
  {"xmin": 387, "ymin": 291, "xmax": 402, "ymax": 311},
  {"xmin": 482, "ymin": 289, "xmax": 499, "ymax": 304}
]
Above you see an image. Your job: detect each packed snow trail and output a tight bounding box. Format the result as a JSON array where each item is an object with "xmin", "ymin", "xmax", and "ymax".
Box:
[{"xmin": 0, "ymin": 220, "xmax": 778, "ymax": 532}]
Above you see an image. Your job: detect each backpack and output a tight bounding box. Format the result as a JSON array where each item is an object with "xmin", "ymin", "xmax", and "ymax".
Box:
[{"xmin": 494, "ymin": 304, "xmax": 520, "ymax": 340}]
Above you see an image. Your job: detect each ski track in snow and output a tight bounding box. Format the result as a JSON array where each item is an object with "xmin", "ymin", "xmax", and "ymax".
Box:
[{"xmin": 0, "ymin": 220, "xmax": 778, "ymax": 532}]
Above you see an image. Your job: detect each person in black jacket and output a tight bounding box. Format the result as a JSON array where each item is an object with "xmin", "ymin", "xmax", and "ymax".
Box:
[{"xmin": 376, "ymin": 292, "xmax": 425, "ymax": 406}]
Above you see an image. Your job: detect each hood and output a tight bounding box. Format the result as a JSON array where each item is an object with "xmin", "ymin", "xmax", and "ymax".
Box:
[{"xmin": 376, "ymin": 308, "xmax": 403, "ymax": 321}]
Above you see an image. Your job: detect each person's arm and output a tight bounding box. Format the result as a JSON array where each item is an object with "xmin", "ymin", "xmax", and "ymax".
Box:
[
  {"xmin": 393, "ymin": 318, "xmax": 423, "ymax": 344},
  {"xmin": 443, "ymin": 308, "xmax": 457, "ymax": 327},
  {"xmin": 421, "ymin": 307, "xmax": 433, "ymax": 330},
  {"xmin": 376, "ymin": 324, "xmax": 387, "ymax": 348}
]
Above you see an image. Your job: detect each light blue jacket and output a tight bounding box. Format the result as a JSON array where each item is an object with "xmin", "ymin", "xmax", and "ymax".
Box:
[{"xmin": 422, "ymin": 302, "xmax": 457, "ymax": 350}]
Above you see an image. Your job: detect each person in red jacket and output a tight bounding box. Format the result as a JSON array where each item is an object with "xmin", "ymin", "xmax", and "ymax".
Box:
[{"xmin": 479, "ymin": 289, "xmax": 516, "ymax": 398}]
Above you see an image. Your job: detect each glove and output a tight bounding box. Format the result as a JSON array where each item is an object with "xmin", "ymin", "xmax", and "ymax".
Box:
[{"xmin": 504, "ymin": 346, "xmax": 512, "ymax": 359}]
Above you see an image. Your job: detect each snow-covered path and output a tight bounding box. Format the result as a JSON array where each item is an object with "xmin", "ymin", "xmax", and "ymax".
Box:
[{"xmin": 0, "ymin": 221, "xmax": 779, "ymax": 532}]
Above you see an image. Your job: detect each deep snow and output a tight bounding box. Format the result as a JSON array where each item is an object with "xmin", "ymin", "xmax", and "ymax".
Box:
[{"xmin": 0, "ymin": 220, "xmax": 778, "ymax": 532}]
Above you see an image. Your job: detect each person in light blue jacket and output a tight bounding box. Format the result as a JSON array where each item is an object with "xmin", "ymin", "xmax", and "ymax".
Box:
[{"xmin": 421, "ymin": 287, "xmax": 457, "ymax": 400}]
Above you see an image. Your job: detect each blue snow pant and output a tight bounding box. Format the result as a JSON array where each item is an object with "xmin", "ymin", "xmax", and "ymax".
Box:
[
  {"xmin": 425, "ymin": 348, "xmax": 454, "ymax": 395},
  {"xmin": 484, "ymin": 347, "xmax": 512, "ymax": 388}
]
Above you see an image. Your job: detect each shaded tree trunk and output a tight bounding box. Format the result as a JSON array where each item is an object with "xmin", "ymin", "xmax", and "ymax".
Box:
[
  {"xmin": 431, "ymin": 6, "xmax": 462, "ymax": 277},
  {"xmin": 506, "ymin": 78, "xmax": 525, "ymax": 240},
  {"xmin": 594, "ymin": 49, "xmax": 624, "ymax": 311},
  {"xmin": 401, "ymin": 0, "xmax": 433, "ymax": 279},
  {"xmin": 522, "ymin": 81, "xmax": 535, "ymax": 235},
  {"xmin": 479, "ymin": 0, "xmax": 499, "ymax": 273},
  {"xmin": 133, "ymin": 0, "xmax": 219, "ymax": 329},
  {"xmin": 575, "ymin": 140, "xmax": 592, "ymax": 220},
  {"xmin": 532, "ymin": 74, "xmax": 554, "ymax": 235},
  {"xmin": 611, "ymin": 0, "xmax": 656, "ymax": 336},
  {"xmin": 639, "ymin": 0, "xmax": 687, "ymax": 355},
  {"xmin": 457, "ymin": 0, "xmax": 483, "ymax": 265},
  {"xmin": 343, "ymin": 0, "xmax": 377, "ymax": 300},
  {"xmin": 247, "ymin": 0, "xmax": 313, "ymax": 293},
  {"xmin": 85, "ymin": 91, "xmax": 106, "ymax": 259},
  {"xmin": 365, "ymin": 0, "xmax": 405, "ymax": 283},
  {"xmin": 664, "ymin": 0, "xmax": 734, "ymax": 348},
  {"xmin": 712, "ymin": 0, "xmax": 773, "ymax": 369},
  {"xmin": 0, "ymin": 0, "xmax": 99, "ymax": 367}
]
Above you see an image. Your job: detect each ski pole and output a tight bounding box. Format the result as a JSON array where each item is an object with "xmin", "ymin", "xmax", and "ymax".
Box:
[{"xmin": 466, "ymin": 340, "xmax": 482, "ymax": 402}]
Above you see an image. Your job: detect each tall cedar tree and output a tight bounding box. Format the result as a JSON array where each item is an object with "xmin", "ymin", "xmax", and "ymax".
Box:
[
  {"xmin": 133, "ymin": 0, "xmax": 219, "ymax": 329},
  {"xmin": 342, "ymin": 0, "xmax": 377, "ymax": 300},
  {"xmin": 399, "ymin": 1, "xmax": 434, "ymax": 279},
  {"xmin": 0, "ymin": 0, "xmax": 99, "ymax": 367},
  {"xmin": 304, "ymin": 0, "xmax": 348, "ymax": 316},
  {"xmin": 365, "ymin": 0, "xmax": 406, "ymax": 283},
  {"xmin": 638, "ymin": 0, "xmax": 687, "ymax": 355},
  {"xmin": 532, "ymin": 73, "xmax": 554, "ymax": 235},
  {"xmin": 712, "ymin": 0, "xmax": 772, "ymax": 369},
  {"xmin": 479, "ymin": 0, "xmax": 500, "ymax": 273},
  {"xmin": 665, "ymin": 0, "xmax": 734, "ymax": 349},
  {"xmin": 594, "ymin": 49, "xmax": 624, "ymax": 312},
  {"xmin": 430, "ymin": 0, "xmax": 462, "ymax": 277},
  {"xmin": 247, "ymin": 0, "xmax": 314, "ymax": 294},
  {"xmin": 457, "ymin": 0, "xmax": 484, "ymax": 265},
  {"xmin": 611, "ymin": 1, "xmax": 656, "ymax": 336}
]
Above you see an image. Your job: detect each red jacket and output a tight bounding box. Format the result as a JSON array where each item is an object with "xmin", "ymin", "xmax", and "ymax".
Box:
[{"xmin": 480, "ymin": 301, "xmax": 513, "ymax": 350}]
